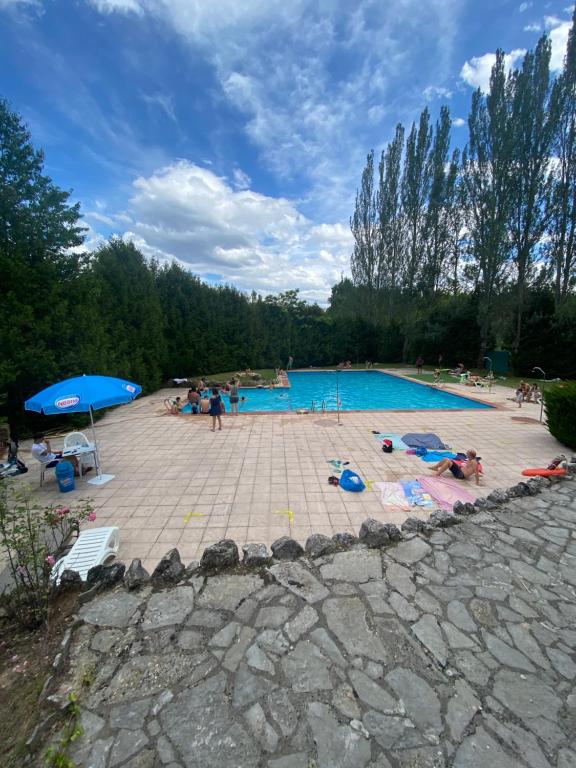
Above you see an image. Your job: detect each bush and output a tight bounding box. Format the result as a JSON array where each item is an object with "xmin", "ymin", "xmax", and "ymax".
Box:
[
  {"xmin": 544, "ymin": 382, "xmax": 576, "ymax": 449},
  {"xmin": 0, "ymin": 480, "xmax": 95, "ymax": 628}
]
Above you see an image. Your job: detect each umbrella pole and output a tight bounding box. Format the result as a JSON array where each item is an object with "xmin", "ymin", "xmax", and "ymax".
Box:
[
  {"xmin": 87, "ymin": 406, "xmax": 115, "ymax": 486},
  {"xmin": 89, "ymin": 406, "xmax": 101, "ymax": 478}
]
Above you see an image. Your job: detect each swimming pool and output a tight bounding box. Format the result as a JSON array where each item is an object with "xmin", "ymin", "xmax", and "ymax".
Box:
[{"xmin": 183, "ymin": 371, "xmax": 492, "ymax": 412}]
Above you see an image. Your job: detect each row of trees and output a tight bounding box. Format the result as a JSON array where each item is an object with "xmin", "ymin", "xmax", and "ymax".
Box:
[
  {"xmin": 349, "ymin": 12, "xmax": 576, "ymax": 364},
  {"xmin": 0, "ymin": 97, "xmax": 394, "ymax": 431}
]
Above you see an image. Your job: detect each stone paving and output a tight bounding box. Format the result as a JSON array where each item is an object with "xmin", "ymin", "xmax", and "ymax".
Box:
[
  {"xmin": 13, "ymin": 369, "xmax": 566, "ymax": 572},
  {"xmin": 41, "ymin": 480, "xmax": 576, "ymax": 768}
]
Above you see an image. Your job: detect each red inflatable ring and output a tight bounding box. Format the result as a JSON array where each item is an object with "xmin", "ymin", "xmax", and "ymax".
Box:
[{"xmin": 521, "ymin": 468, "xmax": 567, "ymax": 477}]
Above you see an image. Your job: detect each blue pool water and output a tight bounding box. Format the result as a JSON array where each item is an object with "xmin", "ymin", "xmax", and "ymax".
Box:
[{"xmin": 183, "ymin": 371, "xmax": 492, "ymax": 413}]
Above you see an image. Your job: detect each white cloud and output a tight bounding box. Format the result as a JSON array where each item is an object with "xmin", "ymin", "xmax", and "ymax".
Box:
[
  {"xmin": 546, "ymin": 18, "xmax": 571, "ymax": 71},
  {"xmin": 460, "ymin": 48, "xmax": 526, "ymax": 91},
  {"xmin": 452, "ymin": 117, "xmax": 466, "ymax": 127},
  {"xmin": 524, "ymin": 22, "xmax": 542, "ymax": 32},
  {"xmin": 518, "ymin": 2, "xmax": 531, "ymax": 12},
  {"xmin": 95, "ymin": 161, "xmax": 353, "ymax": 303},
  {"xmin": 81, "ymin": 0, "xmax": 463, "ymax": 222},
  {"xmin": 86, "ymin": 0, "xmax": 143, "ymax": 13},
  {"xmin": 232, "ymin": 168, "xmax": 251, "ymax": 190},
  {"xmin": 423, "ymin": 85, "xmax": 453, "ymax": 101}
]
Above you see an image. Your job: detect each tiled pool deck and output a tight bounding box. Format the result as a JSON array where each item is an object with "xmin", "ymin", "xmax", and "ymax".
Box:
[{"xmin": 14, "ymin": 370, "xmax": 566, "ymax": 572}]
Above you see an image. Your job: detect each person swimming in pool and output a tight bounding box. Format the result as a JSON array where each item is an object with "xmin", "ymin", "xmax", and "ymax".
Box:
[{"xmin": 429, "ymin": 449, "xmax": 480, "ymax": 485}]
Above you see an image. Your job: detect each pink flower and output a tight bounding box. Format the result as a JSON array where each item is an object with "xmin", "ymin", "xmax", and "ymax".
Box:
[
  {"xmin": 56, "ymin": 506, "xmax": 71, "ymax": 516},
  {"xmin": 45, "ymin": 555, "xmax": 56, "ymax": 567},
  {"xmin": 87, "ymin": 512, "xmax": 97, "ymax": 522}
]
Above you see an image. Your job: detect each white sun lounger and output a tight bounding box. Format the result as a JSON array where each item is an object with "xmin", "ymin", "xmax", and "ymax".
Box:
[{"xmin": 51, "ymin": 526, "xmax": 120, "ymax": 584}]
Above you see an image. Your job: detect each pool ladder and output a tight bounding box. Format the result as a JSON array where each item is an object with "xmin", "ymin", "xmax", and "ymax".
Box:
[{"xmin": 310, "ymin": 400, "xmax": 327, "ymax": 413}]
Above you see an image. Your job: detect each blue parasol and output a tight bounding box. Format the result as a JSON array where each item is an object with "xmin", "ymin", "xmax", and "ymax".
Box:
[{"xmin": 25, "ymin": 375, "xmax": 142, "ymax": 486}]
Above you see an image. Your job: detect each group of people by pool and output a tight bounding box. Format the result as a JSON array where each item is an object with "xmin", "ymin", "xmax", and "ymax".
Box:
[
  {"xmin": 164, "ymin": 378, "xmax": 247, "ymax": 430},
  {"xmin": 511, "ymin": 381, "xmax": 541, "ymax": 408}
]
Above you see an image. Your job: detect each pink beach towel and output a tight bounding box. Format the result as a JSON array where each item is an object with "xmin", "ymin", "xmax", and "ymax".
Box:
[
  {"xmin": 374, "ymin": 481, "xmax": 411, "ymax": 510},
  {"xmin": 418, "ymin": 476, "xmax": 477, "ymax": 511}
]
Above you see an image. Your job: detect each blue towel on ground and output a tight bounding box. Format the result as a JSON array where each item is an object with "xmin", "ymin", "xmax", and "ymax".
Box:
[
  {"xmin": 401, "ymin": 432, "xmax": 447, "ymax": 450},
  {"xmin": 419, "ymin": 451, "xmax": 458, "ymax": 463}
]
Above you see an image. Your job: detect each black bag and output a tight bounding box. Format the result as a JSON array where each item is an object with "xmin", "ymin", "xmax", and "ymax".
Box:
[{"xmin": 382, "ymin": 439, "xmax": 393, "ymax": 454}]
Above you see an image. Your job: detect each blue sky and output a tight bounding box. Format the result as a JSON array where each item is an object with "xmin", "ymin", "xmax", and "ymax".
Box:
[{"xmin": 0, "ymin": 0, "xmax": 573, "ymax": 302}]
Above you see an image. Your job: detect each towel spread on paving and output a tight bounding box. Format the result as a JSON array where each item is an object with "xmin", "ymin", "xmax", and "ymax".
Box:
[
  {"xmin": 400, "ymin": 479, "xmax": 434, "ymax": 507},
  {"xmin": 401, "ymin": 433, "xmax": 447, "ymax": 450},
  {"xmin": 374, "ymin": 481, "xmax": 411, "ymax": 510},
  {"xmin": 418, "ymin": 475, "xmax": 478, "ymax": 511},
  {"xmin": 418, "ymin": 450, "xmax": 458, "ymax": 463},
  {"xmin": 373, "ymin": 433, "xmax": 410, "ymax": 450}
]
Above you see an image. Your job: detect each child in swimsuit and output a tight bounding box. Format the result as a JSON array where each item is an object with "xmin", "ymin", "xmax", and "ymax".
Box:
[{"xmin": 209, "ymin": 388, "xmax": 223, "ymax": 431}]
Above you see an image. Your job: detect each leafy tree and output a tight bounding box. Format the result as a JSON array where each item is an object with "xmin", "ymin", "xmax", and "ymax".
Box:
[
  {"xmin": 547, "ymin": 7, "xmax": 576, "ymax": 307},
  {"xmin": 0, "ymin": 99, "xmax": 86, "ymax": 430},
  {"xmin": 462, "ymin": 52, "xmax": 514, "ymax": 363},
  {"xmin": 350, "ymin": 150, "xmax": 379, "ymax": 321},
  {"xmin": 377, "ymin": 123, "xmax": 405, "ymax": 310},
  {"xmin": 401, "ymin": 107, "xmax": 432, "ymax": 291},
  {"xmin": 508, "ymin": 37, "xmax": 556, "ymax": 350}
]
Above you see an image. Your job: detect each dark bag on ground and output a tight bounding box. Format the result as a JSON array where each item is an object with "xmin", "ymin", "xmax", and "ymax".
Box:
[{"xmin": 382, "ymin": 439, "xmax": 394, "ymax": 454}]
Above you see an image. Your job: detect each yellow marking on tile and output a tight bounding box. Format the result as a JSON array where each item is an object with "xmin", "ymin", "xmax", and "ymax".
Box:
[
  {"xmin": 273, "ymin": 509, "xmax": 295, "ymax": 522},
  {"xmin": 183, "ymin": 512, "xmax": 206, "ymax": 524},
  {"xmin": 364, "ymin": 480, "xmax": 375, "ymax": 491}
]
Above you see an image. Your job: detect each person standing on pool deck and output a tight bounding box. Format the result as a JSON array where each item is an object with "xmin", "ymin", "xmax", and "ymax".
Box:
[
  {"xmin": 287, "ymin": 355, "xmax": 293, "ymax": 369},
  {"xmin": 429, "ymin": 449, "xmax": 480, "ymax": 485},
  {"xmin": 209, "ymin": 387, "xmax": 223, "ymax": 431},
  {"xmin": 229, "ymin": 379, "xmax": 240, "ymax": 415},
  {"xmin": 415, "ymin": 355, "xmax": 424, "ymax": 374}
]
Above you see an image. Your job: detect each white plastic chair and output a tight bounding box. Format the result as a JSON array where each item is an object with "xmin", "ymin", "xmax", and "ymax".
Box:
[
  {"xmin": 63, "ymin": 431, "xmax": 96, "ymax": 475},
  {"xmin": 50, "ymin": 526, "xmax": 120, "ymax": 584},
  {"xmin": 64, "ymin": 431, "xmax": 90, "ymax": 450}
]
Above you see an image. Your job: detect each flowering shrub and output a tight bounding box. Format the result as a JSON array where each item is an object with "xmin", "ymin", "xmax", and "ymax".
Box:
[{"xmin": 0, "ymin": 480, "xmax": 95, "ymax": 628}]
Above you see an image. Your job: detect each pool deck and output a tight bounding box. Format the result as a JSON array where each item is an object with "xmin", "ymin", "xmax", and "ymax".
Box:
[{"xmin": 10, "ymin": 368, "xmax": 566, "ymax": 572}]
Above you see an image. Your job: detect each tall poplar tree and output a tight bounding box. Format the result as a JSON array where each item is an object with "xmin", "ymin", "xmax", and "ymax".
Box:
[
  {"xmin": 547, "ymin": 8, "xmax": 576, "ymax": 306},
  {"xmin": 462, "ymin": 52, "xmax": 514, "ymax": 361},
  {"xmin": 508, "ymin": 37, "xmax": 556, "ymax": 349},
  {"xmin": 350, "ymin": 150, "xmax": 379, "ymax": 320},
  {"xmin": 422, "ymin": 106, "xmax": 452, "ymax": 294},
  {"xmin": 401, "ymin": 108, "xmax": 432, "ymax": 291},
  {"xmin": 377, "ymin": 123, "xmax": 405, "ymax": 308}
]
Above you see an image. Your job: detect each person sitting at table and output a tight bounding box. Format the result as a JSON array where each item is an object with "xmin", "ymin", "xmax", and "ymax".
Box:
[{"xmin": 31, "ymin": 433, "xmax": 85, "ymax": 476}]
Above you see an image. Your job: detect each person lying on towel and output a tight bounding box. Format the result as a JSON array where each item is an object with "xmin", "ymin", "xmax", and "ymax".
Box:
[{"xmin": 429, "ymin": 449, "xmax": 481, "ymax": 485}]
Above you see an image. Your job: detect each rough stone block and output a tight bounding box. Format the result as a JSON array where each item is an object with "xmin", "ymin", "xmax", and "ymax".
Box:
[
  {"xmin": 453, "ymin": 501, "xmax": 476, "ymax": 516},
  {"xmin": 124, "ymin": 559, "xmax": 150, "ymax": 590},
  {"xmin": 271, "ymin": 536, "xmax": 304, "ymax": 560},
  {"xmin": 152, "ymin": 549, "xmax": 185, "ymax": 584},
  {"xmin": 305, "ymin": 533, "xmax": 337, "ymax": 558},
  {"xmin": 201, "ymin": 539, "xmax": 240, "ymax": 570},
  {"xmin": 242, "ymin": 543, "xmax": 271, "ymax": 567},
  {"xmin": 428, "ymin": 510, "xmax": 460, "ymax": 528},
  {"xmin": 87, "ymin": 561, "xmax": 126, "ymax": 588},
  {"xmin": 401, "ymin": 517, "xmax": 429, "ymax": 533},
  {"xmin": 359, "ymin": 518, "xmax": 390, "ymax": 548},
  {"xmin": 332, "ymin": 532, "xmax": 358, "ymax": 549},
  {"xmin": 59, "ymin": 569, "xmax": 83, "ymax": 588}
]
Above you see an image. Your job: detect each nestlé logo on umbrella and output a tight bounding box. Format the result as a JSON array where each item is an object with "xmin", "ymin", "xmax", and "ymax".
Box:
[{"xmin": 55, "ymin": 395, "xmax": 80, "ymax": 409}]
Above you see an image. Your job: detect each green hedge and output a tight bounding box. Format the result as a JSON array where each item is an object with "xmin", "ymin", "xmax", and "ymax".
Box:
[{"xmin": 544, "ymin": 382, "xmax": 576, "ymax": 449}]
